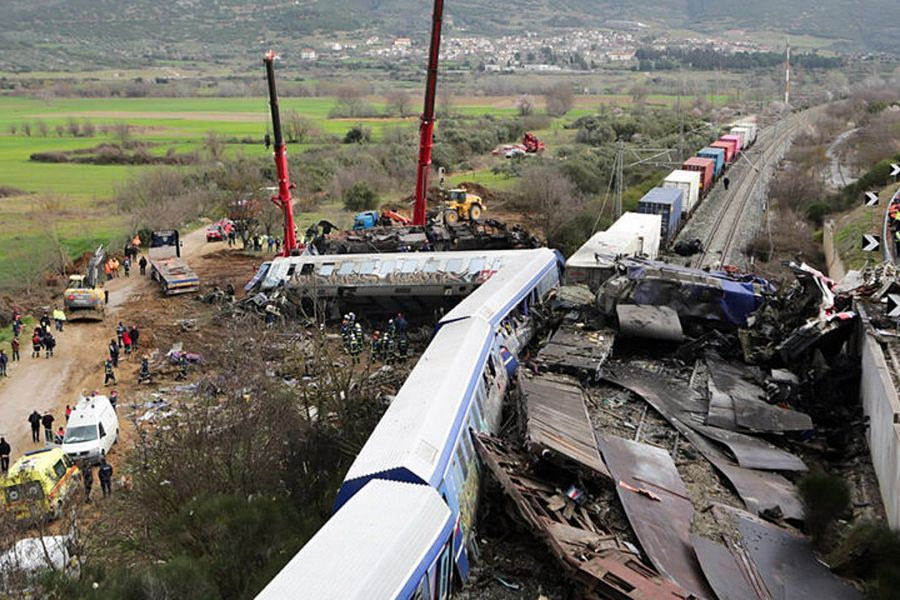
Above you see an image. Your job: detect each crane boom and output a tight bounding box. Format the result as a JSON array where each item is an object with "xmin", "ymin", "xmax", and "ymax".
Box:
[
  {"xmin": 412, "ymin": 0, "xmax": 445, "ymax": 226},
  {"xmin": 264, "ymin": 50, "xmax": 299, "ymax": 256}
]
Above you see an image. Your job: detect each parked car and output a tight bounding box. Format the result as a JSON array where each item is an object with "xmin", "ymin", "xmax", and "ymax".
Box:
[
  {"xmin": 0, "ymin": 448, "xmax": 81, "ymax": 521},
  {"xmin": 206, "ymin": 224, "xmax": 225, "ymax": 242}
]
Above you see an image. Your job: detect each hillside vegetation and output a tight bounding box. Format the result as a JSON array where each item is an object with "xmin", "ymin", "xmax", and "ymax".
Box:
[{"xmin": 0, "ymin": 0, "xmax": 897, "ymax": 72}]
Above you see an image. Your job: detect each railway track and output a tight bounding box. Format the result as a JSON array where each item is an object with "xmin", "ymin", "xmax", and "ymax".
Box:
[{"xmin": 692, "ymin": 114, "xmax": 801, "ymax": 270}]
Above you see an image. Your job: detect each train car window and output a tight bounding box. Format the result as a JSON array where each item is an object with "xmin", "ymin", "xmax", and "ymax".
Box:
[
  {"xmin": 412, "ymin": 578, "xmax": 426, "ymax": 600},
  {"xmin": 437, "ymin": 542, "xmax": 452, "ymax": 600},
  {"xmin": 467, "ymin": 257, "xmax": 485, "ymax": 273},
  {"xmin": 471, "ymin": 399, "xmax": 485, "ymax": 431},
  {"xmin": 338, "ymin": 262, "xmax": 356, "ymax": 276},
  {"xmin": 461, "ymin": 431, "xmax": 476, "ymax": 467},
  {"xmin": 456, "ymin": 444, "xmax": 469, "ymax": 481},
  {"xmin": 401, "ymin": 260, "xmax": 418, "ymax": 274},
  {"xmin": 424, "ymin": 259, "xmax": 439, "ymax": 273},
  {"xmin": 487, "ymin": 356, "xmax": 496, "ymax": 378},
  {"xmin": 300, "ymin": 263, "xmax": 314, "ymax": 275},
  {"xmin": 358, "ymin": 260, "xmax": 375, "ymax": 274},
  {"xmin": 286, "ymin": 264, "xmax": 296, "ymax": 276},
  {"xmin": 445, "ymin": 258, "xmax": 463, "ymax": 273},
  {"xmin": 378, "ymin": 260, "xmax": 395, "ymax": 275},
  {"xmin": 318, "ymin": 263, "xmax": 335, "ymax": 276}
]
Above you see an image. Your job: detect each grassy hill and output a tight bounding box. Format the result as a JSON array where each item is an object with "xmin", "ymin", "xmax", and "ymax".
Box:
[{"xmin": 0, "ymin": 0, "xmax": 897, "ymax": 72}]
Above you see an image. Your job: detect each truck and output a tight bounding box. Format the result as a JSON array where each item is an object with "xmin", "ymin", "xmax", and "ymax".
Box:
[
  {"xmin": 352, "ymin": 209, "xmax": 411, "ymax": 231},
  {"xmin": 63, "ymin": 246, "xmax": 106, "ymax": 320},
  {"xmin": 148, "ymin": 230, "xmax": 199, "ymax": 295}
]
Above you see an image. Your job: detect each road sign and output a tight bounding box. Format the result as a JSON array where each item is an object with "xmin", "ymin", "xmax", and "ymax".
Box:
[
  {"xmin": 888, "ymin": 294, "xmax": 900, "ymax": 318},
  {"xmin": 864, "ymin": 191, "xmax": 879, "ymax": 206},
  {"xmin": 862, "ymin": 234, "xmax": 880, "ymax": 252},
  {"xmin": 891, "ymin": 163, "xmax": 900, "ymax": 177}
]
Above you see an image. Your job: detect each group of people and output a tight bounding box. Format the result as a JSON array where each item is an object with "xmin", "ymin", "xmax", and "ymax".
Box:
[
  {"xmin": 341, "ymin": 312, "xmax": 409, "ymax": 362},
  {"xmin": 247, "ymin": 233, "xmax": 282, "ymax": 255},
  {"xmin": 104, "ymin": 321, "xmax": 142, "ymax": 385},
  {"xmin": 32, "ymin": 313, "xmax": 59, "ymax": 359}
]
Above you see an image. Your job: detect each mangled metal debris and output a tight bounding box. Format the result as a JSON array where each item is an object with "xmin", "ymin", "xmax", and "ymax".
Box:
[
  {"xmin": 706, "ymin": 358, "xmax": 813, "ymax": 433},
  {"xmin": 473, "ymin": 434, "xmax": 692, "ymax": 600},
  {"xmin": 520, "ymin": 374, "xmax": 610, "ymax": 479},
  {"xmin": 690, "ymin": 534, "xmax": 771, "ymax": 600},
  {"xmin": 616, "ymin": 304, "xmax": 684, "ymax": 342},
  {"xmin": 703, "ymin": 504, "xmax": 861, "ymax": 600},
  {"xmin": 597, "ymin": 434, "xmax": 714, "ymax": 599},
  {"xmin": 536, "ymin": 324, "xmax": 615, "ymax": 380},
  {"xmin": 603, "ymin": 366, "xmax": 805, "ymax": 521}
]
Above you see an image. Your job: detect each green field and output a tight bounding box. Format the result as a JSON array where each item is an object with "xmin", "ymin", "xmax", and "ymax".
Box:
[{"xmin": 0, "ymin": 91, "xmax": 727, "ymax": 289}]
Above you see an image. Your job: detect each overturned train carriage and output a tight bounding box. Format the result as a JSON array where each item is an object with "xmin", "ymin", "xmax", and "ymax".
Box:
[{"xmin": 257, "ymin": 248, "xmax": 562, "ymax": 600}]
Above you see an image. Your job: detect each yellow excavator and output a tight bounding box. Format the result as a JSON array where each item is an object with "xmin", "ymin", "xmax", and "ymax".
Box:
[
  {"xmin": 63, "ymin": 246, "xmax": 105, "ymax": 321},
  {"xmin": 442, "ymin": 187, "xmax": 485, "ymax": 225}
]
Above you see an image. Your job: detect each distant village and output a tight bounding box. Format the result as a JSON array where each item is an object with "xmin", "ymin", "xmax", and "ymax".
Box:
[{"xmin": 296, "ymin": 26, "xmax": 768, "ymax": 72}]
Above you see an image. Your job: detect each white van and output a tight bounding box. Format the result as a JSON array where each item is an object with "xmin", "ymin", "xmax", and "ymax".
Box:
[{"xmin": 61, "ymin": 396, "xmax": 119, "ymax": 465}]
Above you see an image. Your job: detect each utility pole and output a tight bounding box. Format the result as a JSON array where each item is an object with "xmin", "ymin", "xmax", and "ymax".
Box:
[
  {"xmin": 784, "ymin": 42, "xmax": 791, "ymax": 106},
  {"xmin": 677, "ymin": 74, "xmax": 685, "ymax": 162},
  {"xmin": 614, "ymin": 140, "xmax": 625, "ymax": 219}
]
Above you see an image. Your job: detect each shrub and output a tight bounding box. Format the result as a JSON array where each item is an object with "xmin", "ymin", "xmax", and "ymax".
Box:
[
  {"xmin": 343, "ymin": 182, "xmax": 379, "ymax": 211},
  {"xmin": 798, "ymin": 471, "xmax": 850, "ymax": 546},
  {"xmin": 343, "ymin": 125, "xmax": 371, "ymax": 144}
]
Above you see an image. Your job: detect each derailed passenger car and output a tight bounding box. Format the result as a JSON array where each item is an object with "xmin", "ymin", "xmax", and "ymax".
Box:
[{"xmin": 598, "ymin": 257, "xmax": 774, "ymax": 329}]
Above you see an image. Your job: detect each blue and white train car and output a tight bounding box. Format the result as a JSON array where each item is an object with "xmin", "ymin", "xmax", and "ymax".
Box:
[
  {"xmin": 258, "ymin": 248, "xmax": 563, "ymax": 599},
  {"xmin": 256, "ymin": 480, "xmax": 455, "ymax": 600}
]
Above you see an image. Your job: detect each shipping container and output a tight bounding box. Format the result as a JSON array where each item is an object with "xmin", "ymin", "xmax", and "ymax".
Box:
[
  {"xmin": 734, "ymin": 123, "xmax": 757, "ymax": 146},
  {"xmin": 711, "ymin": 139, "xmax": 736, "ymax": 163},
  {"xmin": 682, "ymin": 157, "xmax": 714, "ymax": 193},
  {"xmin": 662, "ymin": 169, "xmax": 701, "ymax": 213},
  {"xmin": 697, "ymin": 147, "xmax": 725, "ymax": 178},
  {"xmin": 730, "ymin": 126, "xmax": 753, "ymax": 149},
  {"xmin": 721, "ymin": 134, "xmax": 742, "ymax": 155},
  {"xmin": 566, "ymin": 212, "xmax": 661, "ymax": 290},
  {"xmin": 638, "ymin": 187, "xmax": 683, "ymax": 242}
]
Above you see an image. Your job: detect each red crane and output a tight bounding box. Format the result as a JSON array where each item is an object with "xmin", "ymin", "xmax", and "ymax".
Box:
[
  {"xmin": 263, "ymin": 50, "xmax": 299, "ymax": 256},
  {"xmin": 412, "ymin": 0, "xmax": 445, "ymax": 226}
]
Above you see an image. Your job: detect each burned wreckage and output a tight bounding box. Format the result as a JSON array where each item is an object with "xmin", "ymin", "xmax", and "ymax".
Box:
[{"xmin": 469, "ymin": 254, "xmax": 871, "ymax": 599}]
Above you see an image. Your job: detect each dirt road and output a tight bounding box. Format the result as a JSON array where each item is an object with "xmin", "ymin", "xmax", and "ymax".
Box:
[{"xmin": 0, "ymin": 226, "xmax": 221, "ymax": 465}]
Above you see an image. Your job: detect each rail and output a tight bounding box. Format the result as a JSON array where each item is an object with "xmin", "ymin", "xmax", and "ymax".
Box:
[{"xmin": 693, "ymin": 115, "xmax": 799, "ymax": 270}]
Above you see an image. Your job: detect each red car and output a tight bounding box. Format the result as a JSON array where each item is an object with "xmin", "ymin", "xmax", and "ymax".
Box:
[{"xmin": 206, "ymin": 225, "xmax": 225, "ymax": 242}]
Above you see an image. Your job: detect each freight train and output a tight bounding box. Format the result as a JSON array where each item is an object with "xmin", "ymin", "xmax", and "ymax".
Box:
[{"xmin": 256, "ymin": 248, "xmax": 563, "ymax": 599}]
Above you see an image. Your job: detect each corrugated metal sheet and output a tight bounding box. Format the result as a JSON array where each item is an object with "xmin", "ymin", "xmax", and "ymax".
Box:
[
  {"xmin": 342, "ymin": 317, "xmax": 493, "ymax": 485},
  {"xmin": 522, "ymin": 374, "xmax": 610, "ymax": 478},
  {"xmin": 598, "ymin": 434, "xmax": 715, "ymax": 600},
  {"xmin": 256, "ymin": 480, "xmax": 451, "ymax": 600}
]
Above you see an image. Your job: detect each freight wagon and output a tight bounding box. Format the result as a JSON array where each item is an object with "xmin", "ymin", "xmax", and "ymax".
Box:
[
  {"xmin": 663, "ymin": 169, "xmax": 701, "ymax": 213},
  {"xmin": 710, "ymin": 140, "xmax": 736, "ymax": 164},
  {"xmin": 697, "ymin": 147, "xmax": 725, "ymax": 178},
  {"xmin": 638, "ymin": 187, "xmax": 683, "ymax": 243},
  {"xmin": 681, "ymin": 157, "xmax": 715, "ymax": 194}
]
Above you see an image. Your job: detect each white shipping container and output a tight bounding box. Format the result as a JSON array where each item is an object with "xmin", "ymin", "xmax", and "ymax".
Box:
[
  {"xmin": 730, "ymin": 126, "xmax": 753, "ymax": 148},
  {"xmin": 662, "ymin": 170, "xmax": 701, "ymax": 213}
]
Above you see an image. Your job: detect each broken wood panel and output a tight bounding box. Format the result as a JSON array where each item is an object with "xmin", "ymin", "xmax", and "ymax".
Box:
[
  {"xmin": 691, "ymin": 534, "xmax": 772, "ymax": 600},
  {"xmin": 598, "ymin": 434, "xmax": 715, "ymax": 600},
  {"xmin": 713, "ymin": 505, "xmax": 862, "ymax": 600},
  {"xmin": 692, "ymin": 423, "xmax": 808, "ymax": 472},
  {"xmin": 605, "ymin": 368, "xmax": 804, "ymax": 521},
  {"xmin": 473, "ymin": 433, "xmax": 691, "ymax": 600},
  {"xmin": 522, "ymin": 375, "xmax": 610, "ymax": 478}
]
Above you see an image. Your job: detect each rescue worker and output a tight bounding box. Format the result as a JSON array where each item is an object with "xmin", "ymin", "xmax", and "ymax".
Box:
[
  {"xmin": 123, "ymin": 257, "xmax": 131, "ymax": 277},
  {"xmin": 397, "ymin": 333, "xmax": 409, "ymax": 359},
  {"xmin": 98, "ymin": 458, "xmax": 113, "ymax": 497},
  {"xmin": 395, "ymin": 312, "xmax": 408, "ymax": 336},
  {"xmin": 139, "ymin": 255, "xmax": 148, "ymax": 276},
  {"xmin": 41, "ymin": 411, "xmax": 54, "ymax": 442},
  {"xmin": 0, "ymin": 437, "xmax": 9, "ymax": 473},
  {"xmin": 40, "ymin": 313, "xmax": 51, "ymax": 331},
  {"xmin": 104, "ymin": 359, "xmax": 117, "ymax": 386},
  {"xmin": 31, "ymin": 329, "xmax": 42, "ymax": 358},
  {"xmin": 54, "ymin": 426, "xmax": 65, "ymax": 444},
  {"xmin": 723, "ymin": 176, "xmax": 730, "ymax": 191},
  {"xmin": 0, "ymin": 349, "xmax": 7, "ymax": 377},
  {"xmin": 65, "ymin": 404, "xmax": 71, "ymax": 422},
  {"xmin": 83, "ymin": 463, "xmax": 94, "ymax": 503},
  {"xmin": 122, "ymin": 328, "xmax": 133, "ymax": 356},
  {"xmin": 108, "ymin": 338, "xmax": 120, "ymax": 367},
  {"xmin": 371, "ymin": 330, "xmax": 383, "ymax": 358},
  {"xmin": 109, "ymin": 389, "xmax": 118, "ymax": 410},
  {"xmin": 349, "ymin": 322, "xmax": 363, "ymax": 358},
  {"xmin": 130, "ymin": 325, "xmax": 140, "ymax": 348},
  {"xmin": 138, "ymin": 356, "xmax": 151, "ymax": 383},
  {"xmin": 53, "ymin": 308, "xmax": 66, "ymax": 331},
  {"xmin": 44, "ymin": 332, "xmax": 55, "ymax": 358},
  {"xmin": 116, "ymin": 322, "xmax": 125, "ymax": 347},
  {"xmin": 10, "ymin": 336, "xmax": 19, "ymax": 362},
  {"xmin": 28, "ymin": 410, "xmax": 41, "ymax": 443}
]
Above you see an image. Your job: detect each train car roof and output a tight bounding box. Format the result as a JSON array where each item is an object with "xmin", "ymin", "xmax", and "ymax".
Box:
[
  {"xmin": 439, "ymin": 247, "xmax": 560, "ymax": 327},
  {"xmin": 339, "ymin": 317, "xmax": 493, "ymax": 495},
  {"xmin": 256, "ymin": 480, "xmax": 453, "ymax": 600}
]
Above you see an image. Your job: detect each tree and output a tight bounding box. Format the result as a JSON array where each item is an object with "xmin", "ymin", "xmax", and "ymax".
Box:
[
  {"xmin": 332, "ymin": 85, "xmax": 369, "ymax": 118},
  {"xmin": 515, "ymin": 165, "xmax": 584, "ymax": 246},
  {"xmin": 204, "ymin": 131, "xmax": 225, "ymax": 162},
  {"xmin": 544, "ymin": 82, "xmax": 574, "ymax": 117},
  {"xmin": 343, "ymin": 182, "xmax": 379, "ymax": 211},
  {"xmin": 112, "ymin": 122, "xmax": 132, "ymax": 145},
  {"xmin": 284, "ymin": 110, "xmax": 316, "ymax": 144},
  {"xmin": 383, "ymin": 90, "xmax": 412, "ymax": 117},
  {"xmin": 36, "ymin": 120, "xmax": 49, "ymax": 137},
  {"xmin": 517, "ymin": 95, "xmax": 534, "ymax": 117},
  {"xmin": 343, "ymin": 125, "xmax": 371, "ymax": 144}
]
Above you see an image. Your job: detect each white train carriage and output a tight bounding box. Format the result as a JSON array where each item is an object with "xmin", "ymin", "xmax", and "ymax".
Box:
[
  {"xmin": 256, "ymin": 480, "xmax": 455, "ymax": 600},
  {"xmin": 259, "ymin": 248, "xmax": 563, "ymax": 599}
]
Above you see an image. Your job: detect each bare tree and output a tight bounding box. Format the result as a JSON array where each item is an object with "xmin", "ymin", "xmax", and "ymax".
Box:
[
  {"xmin": 544, "ymin": 82, "xmax": 574, "ymax": 117},
  {"xmin": 517, "ymin": 95, "xmax": 534, "ymax": 117},
  {"xmin": 333, "ymin": 85, "xmax": 366, "ymax": 118},
  {"xmin": 383, "ymin": 90, "xmax": 412, "ymax": 117},
  {"xmin": 437, "ymin": 85, "xmax": 455, "ymax": 118},
  {"xmin": 284, "ymin": 110, "xmax": 316, "ymax": 143},
  {"xmin": 112, "ymin": 122, "xmax": 132, "ymax": 145},
  {"xmin": 515, "ymin": 165, "xmax": 584, "ymax": 245},
  {"xmin": 204, "ymin": 131, "xmax": 225, "ymax": 162},
  {"xmin": 36, "ymin": 120, "xmax": 49, "ymax": 137}
]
